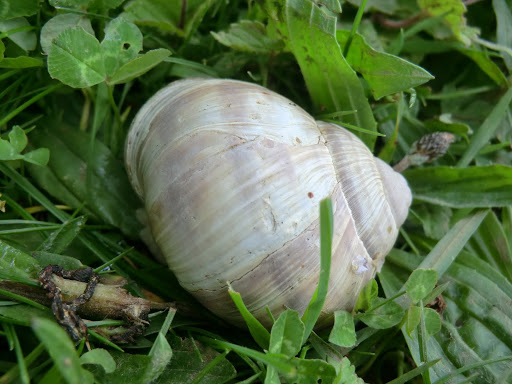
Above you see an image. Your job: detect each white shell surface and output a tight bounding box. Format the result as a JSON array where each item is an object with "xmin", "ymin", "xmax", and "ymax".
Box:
[{"xmin": 125, "ymin": 78, "xmax": 412, "ymax": 326}]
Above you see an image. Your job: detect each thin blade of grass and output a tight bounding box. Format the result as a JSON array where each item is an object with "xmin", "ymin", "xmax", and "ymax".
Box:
[
  {"xmin": 228, "ymin": 283, "xmax": 270, "ymax": 350},
  {"xmin": 301, "ymin": 197, "xmax": 333, "ymax": 344},
  {"xmin": 384, "ymin": 359, "xmax": 440, "ymax": 384},
  {"xmin": 457, "ymin": 86, "xmax": 512, "ymax": 167},
  {"xmin": 416, "ymin": 210, "xmax": 488, "ymax": 277}
]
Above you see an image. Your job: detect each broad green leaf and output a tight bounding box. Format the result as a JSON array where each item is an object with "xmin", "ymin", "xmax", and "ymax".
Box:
[
  {"xmin": 143, "ymin": 333, "xmax": 172, "ymax": 383},
  {"xmin": 493, "ymin": 0, "xmax": 512, "ymax": 70},
  {"xmin": 328, "ymin": 311, "xmax": 356, "ymax": 348},
  {"xmin": 406, "ymin": 306, "xmax": 421, "ymax": 337},
  {"xmin": 40, "ymin": 14, "xmax": 94, "ymax": 54},
  {"xmin": 380, "ymin": 236, "xmax": 512, "ymax": 382},
  {"xmin": 269, "ymin": 309, "xmax": 304, "ymax": 357},
  {"xmin": 143, "ymin": 308, "xmax": 175, "ymax": 383},
  {"xmin": 32, "ymin": 251, "xmax": 84, "ymax": 270},
  {"xmin": 423, "ymin": 307, "xmax": 441, "ymax": 339},
  {"xmin": 107, "ymin": 48, "xmax": 171, "ymax": 85},
  {"xmin": 228, "ymin": 284, "xmax": 270, "ymax": 350},
  {"xmin": 37, "ymin": 216, "xmax": 86, "ymax": 254},
  {"xmin": 27, "ymin": 124, "xmax": 143, "ymax": 238},
  {"xmin": 405, "ymin": 269, "xmax": 437, "ymax": 303},
  {"xmin": 353, "ymin": 278, "xmax": 378, "ymax": 312},
  {"xmin": 0, "ymin": 239, "xmax": 40, "ymax": 284},
  {"xmin": 337, "ymin": 30, "xmax": 434, "ymax": 99},
  {"xmin": 265, "ymin": 0, "xmax": 378, "ymax": 149},
  {"xmin": 0, "ymin": 17, "xmax": 36, "ymax": 51},
  {"xmin": 8, "ymin": 126, "xmax": 27, "ymax": 153},
  {"xmin": 0, "ymin": 305, "xmax": 53, "ymax": 326},
  {"xmin": 91, "ymin": 336, "xmax": 236, "ymax": 383},
  {"xmin": 0, "ymin": 56, "xmax": 43, "ymax": 68},
  {"xmin": 32, "ymin": 317, "xmax": 93, "ymax": 384},
  {"xmin": 458, "ymin": 86, "xmax": 512, "ymax": 167},
  {"xmin": 359, "ymin": 297, "xmax": 404, "ymax": 329},
  {"xmin": 22, "ymin": 148, "xmax": 50, "ymax": 166},
  {"xmin": 280, "ymin": 358, "xmax": 337, "ymax": 384},
  {"xmin": 405, "ymin": 166, "xmax": 512, "ymax": 208},
  {"xmin": 48, "ymin": 27, "xmax": 105, "ymax": 88},
  {"xmin": 211, "ymin": 20, "xmax": 285, "ymax": 54},
  {"xmin": 334, "ymin": 357, "xmax": 365, "ymax": 384},
  {"xmin": 80, "ymin": 349, "xmax": 116, "ymax": 374},
  {"xmin": 0, "ymin": 139, "xmax": 23, "ymax": 160},
  {"xmin": 101, "ymin": 17, "xmax": 142, "ymax": 76},
  {"xmin": 0, "ymin": 0, "xmax": 39, "ymax": 21}
]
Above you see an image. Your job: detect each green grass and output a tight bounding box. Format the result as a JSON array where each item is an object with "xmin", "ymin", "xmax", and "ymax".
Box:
[{"xmin": 1, "ymin": 0, "xmax": 512, "ymax": 383}]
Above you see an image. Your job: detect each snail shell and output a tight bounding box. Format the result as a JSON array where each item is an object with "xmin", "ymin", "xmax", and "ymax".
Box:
[{"xmin": 125, "ymin": 78, "xmax": 412, "ymax": 327}]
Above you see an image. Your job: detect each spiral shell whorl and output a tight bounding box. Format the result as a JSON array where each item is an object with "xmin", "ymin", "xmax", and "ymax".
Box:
[{"xmin": 125, "ymin": 78, "xmax": 412, "ymax": 326}]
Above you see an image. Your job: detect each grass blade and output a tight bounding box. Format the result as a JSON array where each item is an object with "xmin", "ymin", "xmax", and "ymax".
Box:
[
  {"xmin": 457, "ymin": 86, "xmax": 512, "ymax": 167},
  {"xmin": 301, "ymin": 198, "xmax": 333, "ymax": 344}
]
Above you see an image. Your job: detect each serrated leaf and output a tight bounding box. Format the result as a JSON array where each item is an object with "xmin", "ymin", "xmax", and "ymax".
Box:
[
  {"xmin": 48, "ymin": 27, "xmax": 105, "ymax": 88},
  {"xmin": 80, "ymin": 349, "xmax": 116, "ymax": 374},
  {"xmin": 40, "ymin": 14, "xmax": 95, "ymax": 54},
  {"xmin": 269, "ymin": 309, "xmax": 304, "ymax": 357},
  {"xmin": 337, "ymin": 30, "xmax": 434, "ymax": 99},
  {"xmin": 264, "ymin": 0, "xmax": 378, "ymax": 149},
  {"xmin": 329, "ymin": 311, "xmax": 356, "ymax": 348},
  {"xmin": 107, "ymin": 48, "xmax": 170, "ymax": 85},
  {"xmin": 405, "ymin": 269, "xmax": 437, "ymax": 303},
  {"xmin": 212, "ymin": 20, "xmax": 284, "ymax": 54},
  {"xmin": 334, "ymin": 357, "xmax": 366, "ymax": 384}
]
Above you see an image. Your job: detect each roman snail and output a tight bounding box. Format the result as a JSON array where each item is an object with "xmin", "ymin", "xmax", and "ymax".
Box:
[{"xmin": 125, "ymin": 78, "xmax": 412, "ymax": 328}]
